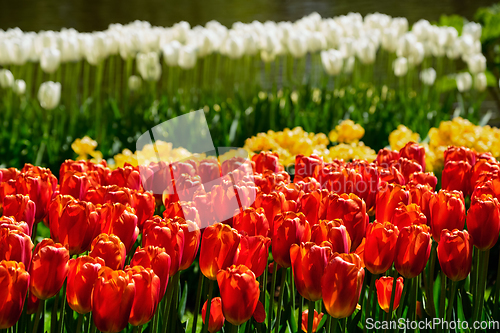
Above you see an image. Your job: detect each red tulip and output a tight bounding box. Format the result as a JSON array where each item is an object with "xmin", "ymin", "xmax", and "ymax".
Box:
[
  {"xmin": 175, "ymin": 217, "xmax": 201, "ymax": 271},
  {"xmin": 272, "ymin": 212, "xmax": 311, "ymax": 268},
  {"xmin": 106, "ymin": 164, "xmax": 142, "ymax": 191},
  {"xmin": 89, "ymin": 233, "xmax": 127, "ymax": 270},
  {"xmin": 294, "ymin": 154, "xmax": 323, "ymax": 182},
  {"xmin": 202, "ymin": 297, "xmax": 225, "ymax": 333},
  {"xmin": 67, "ymin": 256, "xmax": 104, "ymax": 314},
  {"xmin": 131, "ymin": 191, "xmax": 155, "ymax": 231},
  {"xmin": 233, "ymin": 207, "xmax": 270, "ymax": 237},
  {"xmin": 376, "ymin": 148, "xmax": 400, "ymax": 167},
  {"xmin": 30, "ymin": 239, "xmax": 69, "ymax": 300},
  {"xmin": 466, "ymin": 194, "xmax": 500, "ymax": 250},
  {"xmin": 408, "ymin": 172, "xmax": 437, "ymax": 191},
  {"xmin": 0, "ymin": 216, "xmax": 30, "ymax": 236},
  {"xmin": 444, "ymin": 146, "xmax": 476, "ymax": 166},
  {"xmin": 300, "ymin": 310, "xmax": 324, "ymax": 333},
  {"xmin": 376, "ymin": 276, "xmax": 404, "ymax": 312},
  {"xmin": 200, "ymin": 223, "xmax": 240, "ymax": 280},
  {"xmin": 0, "ymin": 227, "xmax": 33, "ymax": 270},
  {"xmin": 130, "ymin": 246, "xmax": 170, "ymax": 299},
  {"xmin": 441, "ymin": 161, "xmax": 472, "ymax": 196},
  {"xmin": 408, "ymin": 184, "xmax": 434, "ymax": 222},
  {"xmin": 92, "ymin": 267, "xmax": 136, "ymax": 332},
  {"xmin": 364, "ymin": 221, "xmax": 399, "ymax": 275},
  {"xmin": 429, "ymin": 190, "xmax": 465, "ymax": 242},
  {"xmin": 394, "ymin": 224, "xmax": 432, "ymax": 278},
  {"xmin": 233, "ymin": 234, "xmax": 271, "ymax": 278},
  {"xmin": 290, "ymin": 242, "xmax": 332, "ymax": 301},
  {"xmin": 1, "ymin": 194, "xmax": 36, "ymax": 234},
  {"xmin": 391, "ymin": 203, "xmax": 427, "ymax": 230},
  {"xmin": 299, "ymin": 189, "xmax": 328, "ymax": 226},
  {"xmin": 16, "ymin": 170, "xmax": 57, "ymax": 223},
  {"xmin": 217, "ymin": 264, "xmax": 266, "ymax": 325},
  {"xmin": 253, "ymin": 192, "xmax": 284, "ymax": 233},
  {"xmin": 49, "ymin": 195, "xmax": 99, "ymax": 255},
  {"xmin": 310, "ymin": 219, "xmax": 351, "ymax": 254},
  {"xmin": 60, "ymin": 170, "xmax": 91, "ymax": 200},
  {"xmin": 322, "ymin": 193, "xmax": 368, "ymax": 251},
  {"xmin": 126, "ymin": 266, "xmax": 161, "ymax": 326},
  {"xmin": 252, "ymin": 151, "xmax": 284, "ymax": 174},
  {"xmin": 97, "ymin": 203, "xmax": 139, "ymax": 253},
  {"xmin": 322, "ymin": 253, "xmax": 365, "ymax": 319},
  {"xmin": 376, "ymin": 183, "xmax": 410, "ymax": 224},
  {"xmin": 399, "ymin": 142, "xmax": 425, "ymax": 171},
  {"xmin": 437, "ymin": 229, "xmax": 472, "ymax": 281},
  {"xmin": 0, "ymin": 261, "xmax": 30, "ymax": 329}
]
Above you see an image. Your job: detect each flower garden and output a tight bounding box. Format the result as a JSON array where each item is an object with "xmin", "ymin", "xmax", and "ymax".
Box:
[{"xmin": 2, "ymin": 4, "xmax": 500, "ymax": 333}]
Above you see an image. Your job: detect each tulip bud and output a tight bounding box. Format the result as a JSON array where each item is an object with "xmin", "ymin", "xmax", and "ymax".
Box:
[
  {"xmin": 92, "ymin": 268, "xmax": 136, "ymax": 333},
  {"xmin": 301, "ymin": 309, "xmax": 324, "ymax": 333},
  {"xmin": 429, "ymin": 190, "xmax": 465, "ymax": 242},
  {"xmin": 466, "ymin": 194, "xmax": 500, "ymax": 250},
  {"xmin": 38, "ymin": 81, "xmax": 61, "ymax": 110},
  {"xmin": 420, "ymin": 67, "xmax": 436, "ymax": 86},
  {"xmin": 202, "ymin": 297, "xmax": 225, "ymax": 333},
  {"xmin": 376, "ymin": 276, "xmax": 404, "ymax": 312},
  {"xmin": 290, "ymin": 242, "xmax": 332, "ymax": 301},
  {"xmin": 0, "ymin": 69, "xmax": 14, "ymax": 88},
  {"xmin": 66, "ymin": 256, "xmax": 104, "ymax": 314},
  {"xmin": 456, "ymin": 72, "xmax": 472, "ymax": 92},
  {"xmin": 89, "ymin": 233, "xmax": 127, "ymax": 270},
  {"xmin": 30, "ymin": 239, "xmax": 69, "ymax": 300},
  {"xmin": 437, "ymin": 229, "xmax": 472, "ymax": 281},
  {"xmin": 40, "ymin": 48, "xmax": 61, "ymax": 73},
  {"xmin": 13, "ymin": 79, "xmax": 26, "ymax": 95},
  {"xmin": 217, "ymin": 264, "xmax": 265, "ymax": 325},
  {"xmin": 128, "ymin": 75, "xmax": 142, "ymax": 91},
  {"xmin": 0, "ymin": 261, "xmax": 30, "ymax": 329},
  {"xmin": 322, "ymin": 253, "xmax": 364, "ymax": 319},
  {"xmin": 394, "ymin": 224, "xmax": 432, "ymax": 278}
]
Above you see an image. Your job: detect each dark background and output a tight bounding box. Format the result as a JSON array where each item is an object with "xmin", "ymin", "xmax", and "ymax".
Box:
[{"xmin": 0, "ymin": 0, "xmax": 498, "ymax": 32}]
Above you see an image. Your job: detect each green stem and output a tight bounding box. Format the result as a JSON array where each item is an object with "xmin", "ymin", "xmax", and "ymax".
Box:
[
  {"xmin": 473, "ymin": 249, "xmax": 489, "ymax": 330},
  {"xmin": 76, "ymin": 314, "xmax": 83, "ymax": 333},
  {"xmin": 367, "ymin": 274, "xmax": 377, "ymax": 327},
  {"xmin": 307, "ymin": 300, "xmax": 314, "ymax": 333},
  {"xmin": 58, "ymin": 283, "xmax": 67, "ymax": 333},
  {"xmin": 410, "ymin": 276, "xmax": 418, "ymax": 322},
  {"xmin": 331, "ymin": 317, "xmax": 338, "ymax": 333},
  {"xmin": 162, "ymin": 274, "xmax": 176, "ymax": 333},
  {"xmin": 493, "ymin": 252, "xmax": 500, "ymax": 320},
  {"xmin": 201, "ymin": 279, "xmax": 214, "ymax": 333},
  {"xmin": 32, "ymin": 299, "xmax": 45, "ymax": 333},
  {"xmin": 385, "ymin": 273, "xmax": 398, "ymax": 330},
  {"xmin": 267, "ymin": 263, "xmax": 278, "ymax": 333},
  {"xmin": 191, "ymin": 271, "xmax": 204, "ymax": 333},
  {"xmin": 274, "ymin": 269, "xmax": 287, "ymax": 333},
  {"xmin": 446, "ymin": 280, "xmax": 458, "ymax": 321},
  {"xmin": 426, "ymin": 242, "xmax": 437, "ymax": 317},
  {"xmin": 298, "ymin": 296, "xmax": 303, "ymax": 332},
  {"xmin": 51, "ymin": 291, "xmax": 60, "ymax": 333},
  {"xmin": 439, "ymin": 271, "xmax": 446, "ymax": 319}
]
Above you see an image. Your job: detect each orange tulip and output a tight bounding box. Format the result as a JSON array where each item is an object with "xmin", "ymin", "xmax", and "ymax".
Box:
[
  {"xmin": 466, "ymin": 194, "xmax": 500, "ymax": 250},
  {"xmin": 233, "ymin": 234, "xmax": 271, "ymax": 278},
  {"xmin": 322, "ymin": 253, "xmax": 365, "ymax": 319},
  {"xmin": 391, "ymin": 203, "xmax": 427, "ymax": 230},
  {"xmin": 92, "ymin": 267, "xmax": 136, "ymax": 333},
  {"xmin": 202, "ymin": 297, "xmax": 225, "ymax": 333},
  {"xmin": 142, "ymin": 219, "xmax": 185, "ymax": 275},
  {"xmin": 66, "ymin": 256, "xmax": 105, "ymax": 314},
  {"xmin": 441, "ymin": 161, "xmax": 472, "ymax": 196},
  {"xmin": 0, "ymin": 261, "xmax": 30, "ymax": 329},
  {"xmin": 89, "ymin": 233, "xmax": 127, "ymax": 270},
  {"xmin": 376, "ymin": 276, "xmax": 404, "ymax": 312},
  {"xmin": 429, "ymin": 190, "xmax": 465, "ymax": 242},
  {"xmin": 200, "ymin": 223, "xmax": 240, "ymax": 280},
  {"xmin": 126, "ymin": 266, "xmax": 161, "ymax": 326},
  {"xmin": 310, "ymin": 220, "xmax": 351, "ymax": 254},
  {"xmin": 272, "ymin": 212, "xmax": 311, "ymax": 268},
  {"xmin": 394, "ymin": 225, "xmax": 432, "ymax": 278},
  {"xmin": 376, "ymin": 183, "xmax": 410, "ymax": 224},
  {"xmin": 437, "ymin": 229, "xmax": 472, "ymax": 281},
  {"xmin": 233, "ymin": 207, "xmax": 270, "ymax": 237},
  {"xmin": 322, "ymin": 193, "xmax": 368, "ymax": 251},
  {"xmin": 364, "ymin": 221, "xmax": 399, "ymax": 275},
  {"xmin": 0, "ymin": 227, "xmax": 33, "ymax": 270},
  {"xmin": 1, "ymin": 194, "xmax": 36, "ymax": 234},
  {"xmin": 300, "ymin": 310, "xmax": 324, "ymax": 333},
  {"xmin": 97, "ymin": 203, "xmax": 139, "ymax": 254},
  {"xmin": 130, "ymin": 246, "xmax": 170, "ymax": 299},
  {"xmin": 290, "ymin": 242, "xmax": 332, "ymax": 301},
  {"xmin": 30, "ymin": 239, "xmax": 69, "ymax": 300},
  {"xmin": 49, "ymin": 195, "xmax": 99, "ymax": 255},
  {"xmin": 217, "ymin": 264, "xmax": 265, "ymax": 325}
]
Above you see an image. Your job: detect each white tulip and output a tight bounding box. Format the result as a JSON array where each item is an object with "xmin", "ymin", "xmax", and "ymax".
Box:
[
  {"xmin": 391, "ymin": 17, "xmax": 409, "ymax": 36},
  {"xmin": 34, "ymin": 31, "xmax": 57, "ymax": 58},
  {"xmin": 128, "ymin": 75, "xmax": 142, "ymax": 91},
  {"xmin": 0, "ymin": 69, "xmax": 14, "ymax": 88},
  {"xmin": 307, "ymin": 31, "xmax": 327, "ymax": 52},
  {"xmin": 136, "ymin": 52, "xmax": 162, "ymax": 81},
  {"xmin": 287, "ymin": 32, "xmax": 308, "ymax": 58},
  {"xmin": 356, "ymin": 38, "xmax": 377, "ymax": 64},
  {"xmin": 343, "ymin": 56, "xmax": 355, "ymax": 73},
  {"xmin": 162, "ymin": 41, "xmax": 181, "ymax": 66},
  {"xmin": 40, "ymin": 47, "xmax": 61, "ymax": 73},
  {"xmin": 420, "ymin": 68, "xmax": 436, "ymax": 86},
  {"xmin": 462, "ymin": 22, "xmax": 482, "ymax": 41},
  {"xmin": 381, "ymin": 27, "xmax": 399, "ymax": 52},
  {"xmin": 456, "ymin": 72, "xmax": 472, "ymax": 92},
  {"xmin": 320, "ymin": 49, "xmax": 343, "ymax": 76},
  {"xmin": 178, "ymin": 45, "xmax": 197, "ymax": 69},
  {"xmin": 474, "ymin": 72, "xmax": 487, "ymax": 91},
  {"xmin": 320, "ymin": 19, "xmax": 342, "ymax": 48},
  {"xmin": 393, "ymin": 57, "xmax": 408, "ymax": 77},
  {"xmin": 412, "ymin": 20, "xmax": 432, "ymax": 41},
  {"xmin": 339, "ymin": 37, "xmax": 355, "ymax": 58},
  {"xmin": 396, "ymin": 33, "xmax": 417, "ymax": 58},
  {"xmin": 38, "ymin": 81, "xmax": 61, "ymax": 110},
  {"xmin": 222, "ymin": 34, "xmax": 245, "ymax": 59},
  {"xmin": 408, "ymin": 42, "xmax": 424, "ymax": 65},
  {"xmin": 0, "ymin": 40, "xmax": 13, "ymax": 65},
  {"xmin": 60, "ymin": 36, "xmax": 81, "ymax": 62},
  {"xmin": 173, "ymin": 21, "xmax": 191, "ymax": 43},
  {"xmin": 466, "ymin": 54, "xmax": 486, "ymax": 74},
  {"xmin": 13, "ymin": 79, "xmax": 26, "ymax": 95}
]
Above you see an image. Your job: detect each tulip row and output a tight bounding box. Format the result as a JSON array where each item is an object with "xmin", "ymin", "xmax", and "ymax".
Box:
[{"xmin": 2, "ymin": 140, "xmax": 500, "ymax": 332}]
